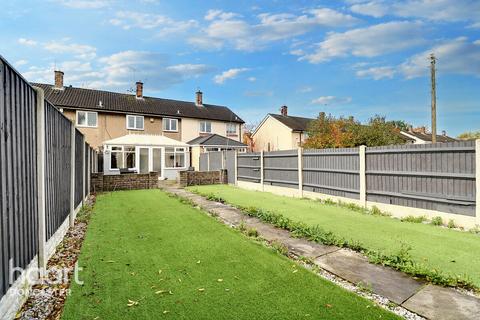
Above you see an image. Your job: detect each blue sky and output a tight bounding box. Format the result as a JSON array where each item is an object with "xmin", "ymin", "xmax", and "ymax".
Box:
[{"xmin": 1, "ymin": 0, "xmax": 479, "ymax": 136}]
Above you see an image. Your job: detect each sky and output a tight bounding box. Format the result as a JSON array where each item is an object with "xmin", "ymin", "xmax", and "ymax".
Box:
[{"xmin": 1, "ymin": 0, "xmax": 479, "ymax": 136}]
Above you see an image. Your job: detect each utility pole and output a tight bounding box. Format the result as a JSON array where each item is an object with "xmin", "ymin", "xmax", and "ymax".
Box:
[{"xmin": 430, "ymin": 53, "xmax": 437, "ymax": 143}]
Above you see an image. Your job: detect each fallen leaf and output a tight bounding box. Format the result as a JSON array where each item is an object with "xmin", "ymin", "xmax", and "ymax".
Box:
[
  {"xmin": 155, "ymin": 290, "xmax": 167, "ymax": 295},
  {"xmin": 163, "ymin": 310, "xmax": 169, "ymax": 314},
  {"xmin": 292, "ymin": 270, "xmax": 298, "ymax": 273},
  {"xmin": 325, "ymin": 304, "xmax": 332, "ymax": 308},
  {"xmin": 217, "ymin": 279, "xmax": 223, "ymax": 282},
  {"xmin": 196, "ymin": 260, "xmax": 201, "ymax": 264},
  {"xmin": 198, "ymin": 288, "xmax": 205, "ymax": 292}
]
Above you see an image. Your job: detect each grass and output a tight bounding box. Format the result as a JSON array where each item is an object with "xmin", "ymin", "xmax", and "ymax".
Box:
[
  {"xmin": 62, "ymin": 190, "xmax": 398, "ymax": 320},
  {"xmin": 188, "ymin": 185, "xmax": 480, "ymax": 289}
]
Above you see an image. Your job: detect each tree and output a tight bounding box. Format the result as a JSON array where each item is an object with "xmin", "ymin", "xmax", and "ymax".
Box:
[
  {"xmin": 304, "ymin": 113, "xmax": 406, "ymax": 148},
  {"xmin": 457, "ymin": 131, "xmax": 480, "ymax": 140}
]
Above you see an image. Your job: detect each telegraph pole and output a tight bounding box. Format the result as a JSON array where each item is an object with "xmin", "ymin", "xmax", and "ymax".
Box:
[{"xmin": 430, "ymin": 53, "xmax": 437, "ymax": 143}]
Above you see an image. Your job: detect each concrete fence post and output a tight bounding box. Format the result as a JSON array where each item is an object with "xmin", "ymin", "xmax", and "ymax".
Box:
[
  {"xmin": 221, "ymin": 150, "xmax": 226, "ymax": 170},
  {"xmin": 298, "ymin": 147, "xmax": 303, "ymax": 197},
  {"xmin": 34, "ymin": 87, "xmax": 46, "ymax": 270},
  {"xmin": 359, "ymin": 145, "xmax": 367, "ymax": 207},
  {"xmin": 260, "ymin": 150, "xmax": 264, "ymax": 191},
  {"xmin": 476, "ymin": 139, "xmax": 480, "ymax": 226},
  {"xmin": 207, "ymin": 152, "xmax": 210, "ymax": 171},
  {"xmin": 234, "ymin": 150, "xmax": 238, "ymax": 186},
  {"xmin": 69, "ymin": 125, "xmax": 75, "ymax": 227}
]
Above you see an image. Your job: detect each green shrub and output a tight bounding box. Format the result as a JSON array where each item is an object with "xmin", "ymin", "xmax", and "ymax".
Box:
[
  {"xmin": 370, "ymin": 206, "xmax": 389, "ymax": 216},
  {"xmin": 401, "ymin": 215, "xmax": 427, "ymax": 223},
  {"xmin": 246, "ymin": 228, "xmax": 259, "ymax": 237},
  {"xmin": 447, "ymin": 219, "xmax": 456, "ymax": 229},
  {"xmin": 431, "ymin": 216, "xmax": 443, "ymax": 226}
]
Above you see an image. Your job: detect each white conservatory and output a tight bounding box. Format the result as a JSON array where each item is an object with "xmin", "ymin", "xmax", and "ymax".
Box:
[{"xmin": 102, "ymin": 134, "xmax": 190, "ymax": 180}]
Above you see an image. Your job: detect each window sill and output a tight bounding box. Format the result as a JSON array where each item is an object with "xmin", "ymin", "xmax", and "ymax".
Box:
[
  {"xmin": 76, "ymin": 124, "xmax": 97, "ymax": 128},
  {"xmin": 163, "ymin": 130, "xmax": 179, "ymax": 133},
  {"xmin": 127, "ymin": 128, "xmax": 144, "ymax": 131}
]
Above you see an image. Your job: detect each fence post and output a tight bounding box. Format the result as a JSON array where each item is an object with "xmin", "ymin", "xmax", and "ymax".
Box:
[
  {"xmin": 260, "ymin": 150, "xmax": 264, "ymax": 191},
  {"xmin": 476, "ymin": 139, "xmax": 480, "ymax": 226},
  {"xmin": 34, "ymin": 87, "xmax": 47, "ymax": 270},
  {"xmin": 221, "ymin": 150, "xmax": 226, "ymax": 169},
  {"xmin": 207, "ymin": 152, "xmax": 210, "ymax": 171},
  {"xmin": 359, "ymin": 145, "xmax": 367, "ymax": 207},
  {"xmin": 69, "ymin": 125, "xmax": 75, "ymax": 227},
  {"xmin": 298, "ymin": 148, "xmax": 303, "ymax": 197},
  {"xmin": 234, "ymin": 150, "xmax": 238, "ymax": 186},
  {"xmin": 82, "ymin": 138, "xmax": 86, "ymax": 202}
]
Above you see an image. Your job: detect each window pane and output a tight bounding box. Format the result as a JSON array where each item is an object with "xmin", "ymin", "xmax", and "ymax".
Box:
[
  {"xmin": 171, "ymin": 119, "xmax": 177, "ymax": 131},
  {"xmin": 175, "ymin": 153, "xmax": 185, "ymax": 168},
  {"xmin": 206, "ymin": 122, "xmax": 211, "ymax": 132},
  {"xmin": 112, "ymin": 146, "xmax": 122, "ymax": 151},
  {"xmin": 136, "ymin": 116, "xmax": 143, "ymax": 129},
  {"xmin": 111, "ymin": 152, "xmax": 123, "ymax": 169},
  {"xmin": 128, "ymin": 116, "xmax": 135, "ymax": 128},
  {"xmin": 165, "ymin": 147, "xmax": 174, "ymax": 153},
  {"xmin": 125, "ymin": 152, "xmax": 135, "ymax": 168},
  {"xmin": 165, "ymin": 152, "xmax": 175, "ymax": 167},
  {"xmin": 153, "ymin": 149, "xmax": 162, "ymax": 172},
  {"xmin": 163, "ymin": 119, "xmax": 169, "ymax": 130},
  {"xmin": 77, "ymin": 112, "xmax": 86, "ymax": 125},
  {"xmin": 139, "ymin": 148, "xmax": 149, "ymax": 173},
  {"xmin": 87, "ymin": 112, "xmax": 97, "ymax": 127}
]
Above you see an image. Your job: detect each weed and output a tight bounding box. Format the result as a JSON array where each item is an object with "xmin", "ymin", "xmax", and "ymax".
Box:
[
  {"xmin": 370, "ymin": 206, "xmax": 389, "ymax": 216},
  {"xmin": 401, "ymin": 215, "xmax": 427, "ymax": 223},
  {"xmin": 205, "ymin": 193, "xmax": 225, "ymax": 203},
  {"xmin": 431, "ymin": 216, "xmax": 443, "ymax": 226},
  {"xmin": 270, "ymin": 240, "xmax": 289, "ymax": 256},
  {"xmin": 238, "ymin": 221, "xmax": 247, "ymax": 233},
  {"xmin": 323, "ymin": 198, "xmax": 336, "ymax": 206},
  {"xmin": 246, "ymin": 228, "xmax": 259, "ymax": 238},
  {"xmin": 356, "ymin": 281, "xmax": 373, "ymax": 294},
  {"xmin": 447, "ymin": 219, "xmax": 456, "ymax": 229}
]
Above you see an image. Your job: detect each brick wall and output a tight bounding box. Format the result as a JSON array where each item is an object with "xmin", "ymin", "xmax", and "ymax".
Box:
[
  {"xmin": 179, "ymin": 170, "xmax": 228, "ymax": 187},
  {"xmin": 91, "ymin": 172, "xmax": 159, "ymax": 193}
]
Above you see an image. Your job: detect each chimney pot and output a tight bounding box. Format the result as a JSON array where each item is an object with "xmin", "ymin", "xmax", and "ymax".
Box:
[
  {"xmin": 54, "ymin": 70, "xmax": 64, "ymax": 89},
  {"xmin": 195, "ymin": 90, "xmax": 203, "ymax": 106},
  {"xmin": 280, "ymin": 105, "xmax": 288, "ymax": 116},
  {"xmin": 136, "ymin": 81, "xmax": 143, "ymax": 99}
]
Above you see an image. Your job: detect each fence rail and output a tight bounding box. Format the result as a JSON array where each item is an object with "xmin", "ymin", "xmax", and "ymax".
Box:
[{"xmin": 0, "ymin": 55, "xmax": 95, "ymax": 312}]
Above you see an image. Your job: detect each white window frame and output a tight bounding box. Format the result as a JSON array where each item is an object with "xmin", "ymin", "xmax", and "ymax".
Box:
[
  {"xmin": 199, "ymin": 121, "xmax": 212, "ymax": 133},
  {"xmin": 164, "ymin": 147, "xmax": 187, "ymax": 169},
  {"xmin": 126, "ymin": 115, "xmax": 144, "ymax": 131},
  {"xmin": 109, "ymin": 145, "xmax": 136, "ymax": 171},
  {"xmin": 76, "ymin": 110, "xmax": 98, "ymax": 128},
  {"xmin": 163, "ymin": 118, "xmax": 178, "ymax": 132},
  {"xmin": 226, "ymin": 123, "xmax": 237, "ymax": 135}
]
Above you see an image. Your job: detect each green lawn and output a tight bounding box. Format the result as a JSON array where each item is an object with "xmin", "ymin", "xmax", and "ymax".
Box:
[
  {"xmin": 62, "ymin": 190, "xmax": 398, "ymax": 320},
  {"xmin": 188, "ymin": 185, "xmax": 480, "ymax": 288}
]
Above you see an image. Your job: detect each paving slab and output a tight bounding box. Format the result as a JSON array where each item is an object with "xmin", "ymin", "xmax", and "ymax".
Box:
[
  {"xmin": 315, "ymin": 249, "xmax": 424, "ymax": 305},
  {"xmin": 282, "ymin": 237, "xmax": 339, "ymax": 258},
  {"xmin": 402, "ymin": 285, "xmax": 480, "ymax": 320},
  {"xmin": 247, "ymin": 222, "xmax": 291, "ymax": 242}
]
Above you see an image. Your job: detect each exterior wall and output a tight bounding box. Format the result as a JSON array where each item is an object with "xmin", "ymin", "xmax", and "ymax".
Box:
[
  {"xmin": 252, "ymin": 116, "xmax": 294, "ymax": 151},
  {"xmin": 181, "ymin": 118, "xmax": 242, "ymax": 143},
  {"xmin": 178, "ymin": 170, "xmax": 228, "ymax": 187},
  {"xmin": 191, "ymin": 146, "xmax": 202, "ymax": 171},
  {"xmin": 91, "ymin": 172, "xmax": 159, "ymax": 192},
  {"xmin": 400, "ymin": 131, "xmax": 427, "ymax": 144},
  {"xmin": 291, "ymin": 132, "xmax": 306, "ymax": 149}
]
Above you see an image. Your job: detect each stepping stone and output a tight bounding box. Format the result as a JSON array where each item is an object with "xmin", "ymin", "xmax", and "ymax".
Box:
[
  {"xmin": 282, "ymin": 237, "xmax": 339, "ymax": 258},
  {"xmin": 402, "ymin": 284, "xmax": 480, "ymax": 320},
  {"xmin": 314, "ymin": 249, "xmax": 424, "ymax": 304}
]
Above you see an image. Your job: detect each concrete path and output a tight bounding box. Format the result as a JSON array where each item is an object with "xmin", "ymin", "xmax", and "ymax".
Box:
[{"xmin": 165, "ymin": 187, "xmax": 480, "ymax": 320}]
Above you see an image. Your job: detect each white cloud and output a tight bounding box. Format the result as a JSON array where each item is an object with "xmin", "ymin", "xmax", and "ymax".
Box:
[
  {"xmin": 109, "ymin": 11, "xmax": 198, "ymax": 36},
  {"xmin": 311, "ymin": 96, "xmax": 352, "ymax": 105},
  {"xmin": 213, "ymin": 68, "xmax": 250, "ymax": 84},
  {"xmin": 400, "ymin": 37, "xmax": 480, "ymax": 78},
  {"xmin": 14, "ymin": 59, "xmax": 28, "ymax": 67},
  {"xmin": 350, "ymin": 1, "xmax": 389, "ymax": 18},
  {"xmin": 52, "ymin": 0, "xmax": 110, "ymax": 9},
  {"xmin": 247, "ymin": 77, "xmax": 256, "ymax": 82},
  {"xmin": 43, "ymin": 40, "xmax": 97, "ymax": 60},
  {"xmin": 356, "ymin": 66, "xmax": 396, "ymax": 79},
  {"xmin": 190, "ymin": 8, "xmax": 359, "ymax": 51},
  {"xmin": 300, "ymin": 21, "xmax": 425, "ymax": 63},
  {"xmin": 18, "ymin": 38, "xmax": 37, "ymax": 46}
]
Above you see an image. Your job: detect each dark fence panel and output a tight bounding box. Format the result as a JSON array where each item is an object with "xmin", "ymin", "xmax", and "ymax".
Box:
[
  {"xmin": 366, "ymin": 141, "xmax": 476, "ymax": 216},
  {"xmin": 0, "ymin": 57, "xmax": 38, "ymax": 298},
  {"xmin": 84, "ymin": 142, "xmax": 88, "ymax": 197},
  {"xmin": 209, "ymin": 152, "xmax": 223, "ymax": 171},
  {"xmin": 237, "ymin": 152, "xmax": 261, "ymax": 182},
  {"xmin": 263, "ymin": 150, "xmax": 298, "ymax": 189},
  {"xmin": 45, "ymin": 101, "xmax": 72, "ymax": 240},
  {"xmin": 225, "ymin": 150, "xmax": 236, "ymax": 184},
  {"xmin": 74, "ymin": 130, "xmax": 84, "ymax": 207},
  {"xmin": 199, "ymin": 153, "xmax": 208, "ymax": 171},
  {"xmin": 303, "ymin": 148, "xmax": 360, "ymax": 199}
]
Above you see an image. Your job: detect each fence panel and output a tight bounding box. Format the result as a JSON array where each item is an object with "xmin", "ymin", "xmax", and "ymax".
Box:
[
  {"xmin": 199, "ymin": 153, "xmax": 208, "ymax": 171},
  {"xmin": 45, "ymin": 101, "xmax": 72, "ymax": 240},
  {"xmin": 74, "ymin": 130, "xmax": 84, "ymax": 207},
  {"xmin": 0, "ymin": 57, "xmax": 38, "ymax": 299},
  {"xmin": 225, "ymin": 150, "xmax": 236, "ymax": 184},
  {"xmin": 366, "ymin": 141, "xmax": 476, "ymax": 216},
  {"xmin": 263, "ymin": 150, "xmax": 298, "ymax": 189},
  {"xmin": 302, "ymin": 148, "xmax": 360, "ymax": 199},
  {"xmin": 209, "ymin": 152, "xmax": 223, "ymax": 171},
  {"xmin": 84, "ymin": 142, "xmax": 89, "ymax": 197},
  {"xmin": 237, "ymin": 152, "xmax": 261, "ymax": 183}
]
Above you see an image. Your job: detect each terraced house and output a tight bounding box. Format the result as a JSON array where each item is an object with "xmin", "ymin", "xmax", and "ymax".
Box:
[{"xmin": 34, "ymin": 71, "xmax": 246, "ymax": 178}]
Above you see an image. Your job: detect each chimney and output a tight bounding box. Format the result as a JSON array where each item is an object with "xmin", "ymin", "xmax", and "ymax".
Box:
[
  {"xmin": 280, "ymin": 105, "xmax": 288, "ymax": 116},
  {"xmin": 54, "ymin": 70, "xmax": 64, "ymax": 89},
  {"xmin": 195, "ymin": 90, "xmax": 203, "ymax": 106},
  {"xmin": 136, "ymin": 81, "xmax": 143, "ymax": 99}
]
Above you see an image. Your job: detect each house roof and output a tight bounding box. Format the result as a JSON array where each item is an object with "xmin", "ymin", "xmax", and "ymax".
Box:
[
  {"xmin": 187, "ymin": 134, "xmax": 246, "ymax": 147},
  {"xmin": 268, "ymin": 113, "xmax": 314, "ymax": 132},
  {"xmin": 32, "ymin": 83, "xmax": 244, "ymax": 123},
  {"xmin": 103, "ymin": 134, "xmax": 188, "ymax": 147},
  {"xmin": 400, "ymin": 131, "xmax": 457, "ymax": 143}
]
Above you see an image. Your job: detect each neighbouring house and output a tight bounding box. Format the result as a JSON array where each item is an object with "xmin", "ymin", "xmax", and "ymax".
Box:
[
  {"xmin": 400, "ymin": 127, "xmax": 457, "ymax": 144},
  {"xmin": 251, "ymin": 106, "xmax": 313, "ymax": 151},
  {"xmin": 33, "ymin": 70, "xmax": 245, "ymax": 174},
  {"xmin": 187, "ymin": 134, "xmax": 247, "ymax": 170}
]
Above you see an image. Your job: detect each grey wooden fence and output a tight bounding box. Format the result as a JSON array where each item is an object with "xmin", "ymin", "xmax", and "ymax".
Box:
[
  {"xmin": 74, "ymin": 129, "xmax": 84, "ymax": 207},
  {"xmin": 198, "ymin": 151, "xmax": 237, "ymax": 183},
  {"xmin": 0, "ymin": 55, "xmax": 94, "ymax": 305},
  {"xmin": 235, "ymin": 142, "xmax": 477, "ymax": 218}
]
